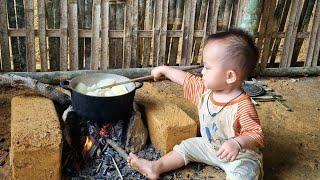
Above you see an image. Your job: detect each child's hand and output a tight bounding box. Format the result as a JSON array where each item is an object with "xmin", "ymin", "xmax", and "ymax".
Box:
[
  {"xmin": 216, "ymin": 139, "xmax": 241, "ymax": 162},
  {"xmin": 151, "ymin": 66, "xmax": 167, "ymax": 81}
]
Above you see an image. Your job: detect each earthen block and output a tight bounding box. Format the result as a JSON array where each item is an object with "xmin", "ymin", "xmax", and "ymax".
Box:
[{"xmin": 11, "ymin": 95, "xmax": 62, "ymax": 180}]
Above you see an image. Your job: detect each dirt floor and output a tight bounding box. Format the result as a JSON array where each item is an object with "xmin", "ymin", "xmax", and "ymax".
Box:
[{"xmin": 1, "ymin": 76, "xmax": 320, "ymax": 179}]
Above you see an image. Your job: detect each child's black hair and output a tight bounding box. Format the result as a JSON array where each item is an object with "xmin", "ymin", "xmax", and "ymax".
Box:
[{"xmin": 205, "ymin": 29, "xmax": 258, "ymax": 79}]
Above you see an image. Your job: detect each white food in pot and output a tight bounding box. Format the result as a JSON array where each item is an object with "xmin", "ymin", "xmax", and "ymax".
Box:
[{"xmin": 82, "ymin": 78, "xmax": 128, "ymax": 97}]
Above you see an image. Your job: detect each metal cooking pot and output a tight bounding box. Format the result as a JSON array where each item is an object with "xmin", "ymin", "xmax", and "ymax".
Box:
[{"xmin": 60, "ymin": 73, "xmax": 143, "ymax": 122}]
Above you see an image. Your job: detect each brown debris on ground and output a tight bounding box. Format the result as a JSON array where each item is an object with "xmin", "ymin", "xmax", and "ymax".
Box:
[{"xmin": 1, "ymin": 76, "xmax": 320, "ymax": 179}]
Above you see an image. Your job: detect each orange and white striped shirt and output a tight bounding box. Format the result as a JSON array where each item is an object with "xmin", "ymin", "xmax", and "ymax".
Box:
[{"xmin": 183, "ymin": 73, "xmax": 264, "ymax": 148}]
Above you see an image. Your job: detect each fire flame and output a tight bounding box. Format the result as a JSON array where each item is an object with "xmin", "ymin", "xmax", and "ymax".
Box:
[
  {"xmin": 99, "ymin": 123, "xmax": 111, "ymax": 137},
  {"xmin": 83, "ymin": 136, "xmax": 94, "ymax": 153}
]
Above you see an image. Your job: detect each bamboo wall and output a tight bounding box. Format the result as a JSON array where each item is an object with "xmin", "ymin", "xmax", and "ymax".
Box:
[{"xmin": 0, "ymin": 0, "xmax": 319, "ymax": 72}]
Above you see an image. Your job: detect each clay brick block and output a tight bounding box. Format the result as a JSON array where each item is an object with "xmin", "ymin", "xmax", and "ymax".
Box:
[
  {"xmin": 11, "ymin": 95, "xmax": 62, "ymax": 180},
  {"xmin": 136, "ymin": 83, "xmax": 197, "ymax": 154}
]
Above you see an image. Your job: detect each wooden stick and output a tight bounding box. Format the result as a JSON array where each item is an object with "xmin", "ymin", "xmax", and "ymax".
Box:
[
  {"xmin": 0, "ymin": 74, "xmax": 71, "ymax": 107},
  {"xmin": 0, "ymin": 0, "xmax": 11, "ymax": 71},
  {"xmin": 106, "ymin": 139, "xmax": 128, "ymax": 160},
  {"xmin": 111, "ymin": 156, "xmax": 123, "ymax": 180},
  {"xmin": 25, "ymin": 0, "xmax": 36, "ymax": 72},
  {"xmin": 38, "ymin": 0, "xmax": 48, "ymax": 71},
  {"xmin": 60, "ymin": 0, "xmax": 68, "ymax": 71},
  {"xmin": 69, "ymin": 0, "xmax": 79, "ymax": 70},
  {"xmin": 101, "ymin": 0, "xmax": 110, "ymax": 70},
  {"xmin": 91, "ymin": 0, "xmax": 101, "ymax": 70}
]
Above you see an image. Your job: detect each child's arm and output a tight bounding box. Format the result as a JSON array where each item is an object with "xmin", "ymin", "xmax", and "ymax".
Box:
[{"xmin": 151, "ymin": 66, "xmax": 187, "ymax": 85}]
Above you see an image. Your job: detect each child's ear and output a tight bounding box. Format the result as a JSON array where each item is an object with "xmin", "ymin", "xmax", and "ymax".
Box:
[{"xmin": 226, "ymin": 70, "xmax": 237, "ymax": 84}]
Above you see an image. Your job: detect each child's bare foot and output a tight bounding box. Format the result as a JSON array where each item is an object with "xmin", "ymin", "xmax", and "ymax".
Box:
[{"xmin": 127, "ymin": 152, "xmax": 159, "ymax": 180}]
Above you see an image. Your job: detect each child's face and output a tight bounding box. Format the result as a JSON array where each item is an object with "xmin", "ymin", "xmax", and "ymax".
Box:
[{"xmin": 201, "ymin": 42, "xmax": 229, "ymax": 90}]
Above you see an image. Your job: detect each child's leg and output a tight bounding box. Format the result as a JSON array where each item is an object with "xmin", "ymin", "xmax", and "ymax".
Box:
[
  {"xmin": 127, "ymin": 150, "xmax": 185, "ymax": 180},
  {"xmin": 223, "ymin": 159, "xmax": 261, "ymax": 180}
]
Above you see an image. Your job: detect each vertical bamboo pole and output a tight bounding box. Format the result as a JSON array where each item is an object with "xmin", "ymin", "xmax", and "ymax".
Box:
[
  {"xmin": 46, "ymin": 0, "xmax": 60, "ymax": 71},
  {"xmin": 280, "ymin": 0, "xmax": 304, "ymax": 67},
  {"xmin": 130, "ymin": 0, "xmax": 139, "ymax": 67},
  {"xmin": 260, "ymin": 0, "xmax": 277, "ymax": 69},
  {"xmin": 152, "ymin": 0, "xmax": 163, "ymax": 66},
  {"xmin": 25, "ymin": 0, "xmax": 35, "ymax": 72},
  {"xmin": 115, "ymin": 3, "xmax": 124, "ymax": 68},
  {"xmin": 101, "ymin": 0, "xmax": 109, "ymax": 70},
  {"xmin": 306, "ymin": 0, "xmax": 320, "ymax": 67},
  {"xmin": 206, "ymin": 0, "xmax": 219, "ymax": 35},
  {"xmin": 9, "ymin": 0, "xmax": 27, "ymax": 71},
  {"xmin": 60, "ymin": 0, "xmax": 68, "ymax": 71},
  {"xmin": 142, "ymin": 0, "xmax": 153, "ymax": 67},
  {"xmin": 68, "ymin": 0, "xmax": 79, "ymax": 70},
  {"xmin": 222, "ymin": 0, "xmax": 232, "ymax": 30},
  {"xmin": 238, "ymin": 0, "xmax": 263, "ymax": 35},
  {"xmin": 78, "ymin": 0, "xmax": 85, "ymax": 69},
  {"xmin": 269, "ymin": 0, "xmax": 291, "ymax": 65},
  {"xmin": 168, "ymin": 0, "xmax": 183, "ymax": 66},
  {"xmin": 291, "ymin": 0, "xmax": 316, "ymax": 65},
  {"xmin": 91, "ymin": 0, "xmax": 101, "ymax": 70},
  {"xmin": 158, "ymin": 0, "xmax": 168, "ymax": 66},
  {"xmin": 84, "ymin": 0, "xmax": 93, "ymax": 70},
  {"xmin": 38, "ymin": 0, "xmax": 48, "ymax": 71},
  {"xmin": 137, "ymin": 0, "xmax": 145, "ymax": 67},
  {"xmin": 109, "ymin": 4, "xmax": 116, "ymax": 68},
  {"xmin": 217, "ymin": 0, "xmax": 226, "ymax": 31},
  {"xmin": 181, "ymin": 0, "xmax": 196, "ymax": 66},
  {"xmin": 192, "ymin": 0, "xmax": 208, "ymax": 65},
  {"xmin": 0, "ymin": 0, "xmax": 11, "ymax": 71},
  {"xmin": 230, "ymin": 0, "xmax": 240, "ymax": 28},
  {"xmin": 165, "ymin": 0, "xmax": 175, "ymax": 65},
  {"xmin": 123, "ymin": 0, "xmax": 132, "ymax": 68}
]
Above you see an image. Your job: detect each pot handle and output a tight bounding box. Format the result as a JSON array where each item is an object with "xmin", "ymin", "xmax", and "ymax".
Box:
[
  {"xmin": 134, "ymin": 81, "xmax": 143, "ymax": 90},
  {"xmin": 60, "ymin": 80, "xmax": 72, "ymax": 91}
]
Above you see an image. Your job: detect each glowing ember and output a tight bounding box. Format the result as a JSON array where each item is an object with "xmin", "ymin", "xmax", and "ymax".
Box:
[{"xmin": 99, "ymin": 123, "xmax": 112, "ymax": 137}]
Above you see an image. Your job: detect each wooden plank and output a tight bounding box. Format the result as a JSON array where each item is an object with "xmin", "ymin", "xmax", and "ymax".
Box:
[
  {"xmin": 230, "ymin": 0, "xmax": 240, "ymax": 28},
  {"xmin": 46, "ymin": 0, "xmax": 60, "ymax": 71},
  {"xmin": 260, "ymin": 0, "xmax": 277, "ymax": 69},
  {"xmin": 291, "ymin": 0, "xmax": 316, "ymax": 65},
  {"xmin": 91, "ymin": 0, "xmax": 101, "ymax": 70},
  {"xmin": 152, "ymin": 0, "xmax": 163, "ymax": 66},
  {"xmin": 199, "ymin": 0, "xmax": 210, "ymax": 65},
  {"xmin": 115, "ymin": 3, "xmax": 124, "ymax": 68},
  {"xmin": 222, "ymin": 0, "xmax": 232, "ymax": 30},
  {"xmin": 142, "ymin": 0, "xmax": 153, "ymax": 67},
  {"xmin": 38, "ymin": 0, "xmax": 47, "ymax": 71},
  {"xmin": 101, "ymin": 0, "xmax": 110, "ymax": 70},
  {"xmin": 181, "ymin": 0, "xmax": 196, "ymax": 66},
  {"xmin": 109, "ymin": 4, "xmax": 117, "ymax": 68},
  {"xmin": 206, "ymin": 0, "xmax": 219, "ymax": 35},
  {"xmin": 269, "ymin": 0, "xmax": 291, "ymax": 65},
  {"xmin": 10, "ymin": 0, "xmax": 27, "ymax": 72},
  {"xmin": 280, "ymin": 0, "xmax": 304, "ymax": 67},
  {"xmin": 84, "ymin": 0, "xmax": 93, "ymax": 70},
  {"xmin": 130, "ymin": 0, "xmax": 139, "ymax": 67},
  {"xmin": 25, "ymin": 0, "xmax": 35, "ymax": 72},
  {"xmin": 68, "ymin": 0, "xmax": 79, "ymax": 70},
  {"xmin": 123, "ymin": 0, "xmax": 132, "ymax": 68},
  {"xmin": 136, "ymin": 0, "xmax": 145, "ymax": 67},
  {"xmin": 192, "ymin": 0, "xmax": 208, "ymax": 65},
  {"xmin": 78, "ymin": 0, "xmax": 85, "ymax": 70},
  {"xmin": 306, "ymin": 0, "xmax": 320, "ymax": 67},
  {"xmin": 0, "ymin": 0, "xmax": 11, "ymax": 71},
  {"xmin": 60, "ymin": 0, "xmax": 68, "ymax": 71},
  {"xmin": 158, "ymin": 0, "xmax": 169, "ymax": 66},
  {"xmin": 168, "ymin": 0, "xmax": 183, "ymax": 66}
]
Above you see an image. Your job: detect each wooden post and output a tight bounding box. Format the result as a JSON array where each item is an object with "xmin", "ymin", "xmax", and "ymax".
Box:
[
  {"xmin": 84, "ymin": 0, "xmax": 93, "ymax": 70},
  {"xmin": 306, "ymin": 0, "xmax": 320, "ymax": 67},
  {"xmin": 78, "ymin": 0, "xmax": 85, "ymax": 70},
  {"xmin": 130, "ymin": 0, "xmax": 139, "ymax": 68},
  {"xmin": 238, "ymin": 0, "xmax": 263, "ymax": 35},
  {"xmin": 60, "ymin": 0, "xmax": 68, "ymax": 71},
  {"xmin": 181, "ymin": 0, "xmax": 196, "ymax": 66},
  {"xmin": 38, "ymin": 0, "xmax": 48, "ymax": 71},
  {"xmin": 68, "ymin": 0, "xmax": 79, "ymax": 70},
  {"xmin": 91, "ymin": 0, "xmax": 101, "ymax": 70},
  {"xmin": 280, "ymin": 0, "xmax": 304, "ymax": 67},
  {"xmin": 101, "ymin": 0, "xmax": 110, "ymax": 70},
  {"xmin": 168, "ymin": 0, "xmax": 183, "ymax": 66},
  {"xmin": 137, "ymin": 0, "xmax": 145, "ymax": 67},
  {"xmin": 0, "ymin": 0, "xmax": 11, "ymax": 71},
  {"xmin": 142, "ymin": 0, "xmax": 153, "ymax": 67},
  {"xmin": 46, "ymin": 0, "xmax": 60, "ymax": 71},
  {"xmin": 115, "ymin": 3, "xmax": 124, "ymax": 68},
  {"xmin": 158, "ymin": 0, "xmax": 168, "ymax": 66},
  {"xmin": 152, "ymin": 0, "xmax": 163, "ymax": 66},
  {"xmin": 206, "ymin": 0, "xmax": 219, "ymax": 35},
  {"xmin": 9, "ymin": 0, "xmax": 27, "ymax": 72}
]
